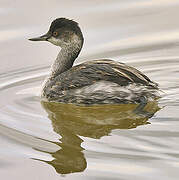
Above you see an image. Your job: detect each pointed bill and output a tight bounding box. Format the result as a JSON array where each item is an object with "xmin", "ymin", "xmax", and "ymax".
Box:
[{"xmin": 29, "ymin": 32, "xmax": 51, "ymax": 41}]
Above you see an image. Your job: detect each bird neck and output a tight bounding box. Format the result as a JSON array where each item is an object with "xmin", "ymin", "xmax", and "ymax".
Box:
[{"xmin": 49, "ymin": 37, "xmax": 83, "ymax": 79}]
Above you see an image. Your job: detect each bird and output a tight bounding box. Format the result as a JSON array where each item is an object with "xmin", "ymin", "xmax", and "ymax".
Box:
[{"xmin": 29, "ymin": 18, "xmax": 160, "ymax": 105}]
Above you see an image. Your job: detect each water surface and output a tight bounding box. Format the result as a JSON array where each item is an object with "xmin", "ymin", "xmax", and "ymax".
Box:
[{"xmin": 0, "ymin": 1, "xmax": 179, "ymax": 179}]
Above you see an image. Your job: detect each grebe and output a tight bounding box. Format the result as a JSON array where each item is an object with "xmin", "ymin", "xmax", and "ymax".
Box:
[{"xmin": 29, "ymin": 18, "xmax": 159, "ymax": 105}]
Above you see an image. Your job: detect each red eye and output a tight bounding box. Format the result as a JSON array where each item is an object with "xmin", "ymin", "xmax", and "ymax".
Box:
[{"xmin": 53, "ymin": 31, "xmax": 58, "ymax": 37}]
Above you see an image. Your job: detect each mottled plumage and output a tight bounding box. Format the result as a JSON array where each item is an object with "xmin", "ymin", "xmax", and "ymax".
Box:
[
  {"xmin": 41, "ymin": 59, "xmax": 159, "ymax": 104},
  {"xmin": 29, "ymin": 18, "xmax": 160, "ymax": 105}
]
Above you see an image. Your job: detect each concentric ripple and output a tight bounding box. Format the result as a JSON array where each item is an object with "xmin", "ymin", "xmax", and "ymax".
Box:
[{"xmin": 0, "ymin": 55, "xmax": 179, "ymax": 179}]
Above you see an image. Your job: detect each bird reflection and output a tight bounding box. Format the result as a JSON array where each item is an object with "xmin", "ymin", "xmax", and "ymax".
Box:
[{"xmin": 35, "ymin": 101, "xmax": 160, "ymax": 175}]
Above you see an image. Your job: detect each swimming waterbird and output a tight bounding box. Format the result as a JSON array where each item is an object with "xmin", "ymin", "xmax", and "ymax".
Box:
[{"xmin": 29, "ymin": 18, "xmax": 160, "ymax": 105}]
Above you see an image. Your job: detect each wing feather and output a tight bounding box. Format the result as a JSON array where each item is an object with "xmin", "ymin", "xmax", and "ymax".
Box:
[{"xmin": 46, "ymin": 59, "xmax": 158, "ymax": 98}]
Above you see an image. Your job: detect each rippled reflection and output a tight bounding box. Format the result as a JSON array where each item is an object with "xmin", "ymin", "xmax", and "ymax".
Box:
[{"xmin": 34, "ymin": 101, "xmax": 161, "ymax": 174}]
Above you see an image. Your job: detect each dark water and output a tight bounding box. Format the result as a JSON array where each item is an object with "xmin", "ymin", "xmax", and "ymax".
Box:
[{"xmin": 0, "ymin": 1, "xmax": 179, "ymax": 179}]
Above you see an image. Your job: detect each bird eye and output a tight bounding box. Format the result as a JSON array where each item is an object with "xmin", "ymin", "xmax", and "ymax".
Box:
[{"xmin": 53, "ymin": 31, "xmax": 58, "ymax": 37}]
